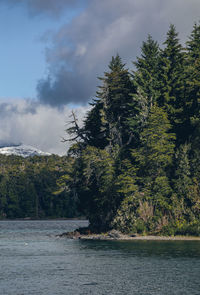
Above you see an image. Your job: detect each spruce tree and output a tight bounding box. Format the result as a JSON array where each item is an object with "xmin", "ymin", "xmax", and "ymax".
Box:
[
  {"xmin": 133, "ymin": 34, "xmax": 160, "ymax": 109},
  {"xmin": 186, "ymin": 22, "xmax": 200, "ymax": 147},
  {"xmin": 96, "ymin": 54, "xmax": 136, "ymax": 149},
  {"xmin": 158, "ymin": 24, "xmax": 185, "ymax": 144},
  {"xmin": 81, "ymin": 146, "xmax": 117, "ymax": 231},
  {"xmin": 61, "ymin": 23, "xmax": 200, "ymax": 235},
  {"xmin": 132, "ymin": 105, "xmax": 175, "ymax": 213},
  {"xmin": 84, "ymin": 100, "xmax": 108, "ymax": 149}
]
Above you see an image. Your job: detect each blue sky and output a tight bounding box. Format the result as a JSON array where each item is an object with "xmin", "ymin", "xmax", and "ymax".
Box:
[
  {"xmin": 0, "ymin": 1, "xmax": 85, "ymax": 99},
  {"xmin": 0, "ymin": 0, "xmax": 200, "ymax": 154}
]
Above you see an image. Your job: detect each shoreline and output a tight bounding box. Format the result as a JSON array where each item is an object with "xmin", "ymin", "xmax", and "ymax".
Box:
[
  {"xmin": 0, "ymin": 217, "xmax": 87, "ymax": 221},
  {"xmin": 58, "ymin": 229, "xmax": 200, "ymax": 241}
]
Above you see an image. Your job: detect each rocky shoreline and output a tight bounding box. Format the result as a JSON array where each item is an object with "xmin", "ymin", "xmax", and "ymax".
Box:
[{"xmin": 58, "ymin": 229, "xmax": 200, "ymax": 241}]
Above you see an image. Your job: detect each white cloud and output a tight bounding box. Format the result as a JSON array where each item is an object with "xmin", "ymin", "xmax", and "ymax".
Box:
[
  {"xmin": 0, "ymin": 99, "xmax": 89, "ymax": 155},
  {"xmin": 0, "ymin": 0, "xmax": 200, "ymax": 149}
]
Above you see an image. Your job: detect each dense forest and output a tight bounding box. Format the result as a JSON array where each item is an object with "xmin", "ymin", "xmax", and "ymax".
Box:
[
  {"xmin": 1, "ymin": 23, "xmax": 200, "ymax": 236},
  {"xmin": 0, "ymin": 154, "xmax": 80, "ymax": 219},
  {"xmin": 62, "ymin": 23, "xmax": 200, "ymax": 236}
]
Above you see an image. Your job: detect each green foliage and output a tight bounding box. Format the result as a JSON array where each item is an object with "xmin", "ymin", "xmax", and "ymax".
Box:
[
  {"xmin": 112, "ymin": 194, "xmax": 139, "ymax": 233},
  {"xmin": 119, "ymin": 106, "xmax": 176, "ymax": 232},
  {"xmin": 157, "ymin": 25, "xmax": 186, "ymax": 145},
  {"xmin": 80, "ymin": 146, "xmax": 117, "ymax": 231},
  {"xmin": 96, "ymin": 54, "xmax": 136, "ymax": 148},
  {"xmin": 173, "ymin": 144, "xmax": 192, "ymax": 215},
  {"xmin": 134, "ymin": 34, "xmax": 160, "ymax": 109},
  {"xmin": 115, "ymin": 159, "xmax": 138, "ymax": 196},
  {"xmin": 161, "ymin": 220, "xmax": 200, "ymax": 236},
  {"xmin": 0, "ymin": 154, "xmax": 80, "ymax": 219},
  {"xmin": 131, "ymin": 105, "xmax": 175, "ymax": 195},
  {"xmin": 64, "ymin": 23, "xmax": 200, "ymax": 235}
]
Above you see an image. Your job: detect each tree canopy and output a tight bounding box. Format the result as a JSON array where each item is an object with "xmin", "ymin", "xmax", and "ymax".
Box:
[{"xmin": 63, "ymin": 23, "xmax": 200, "ymax": 236}]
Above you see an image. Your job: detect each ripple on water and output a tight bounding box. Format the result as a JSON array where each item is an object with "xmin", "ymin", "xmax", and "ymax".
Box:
[{"xmin": 0, "ymin": 220, "xmax": 200, "ymax": 295}]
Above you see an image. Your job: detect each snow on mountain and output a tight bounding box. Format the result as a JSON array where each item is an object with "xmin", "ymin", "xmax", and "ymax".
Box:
[{"xmin": 0, "ymin": 144, "xmax": 51, "ymax": 158}]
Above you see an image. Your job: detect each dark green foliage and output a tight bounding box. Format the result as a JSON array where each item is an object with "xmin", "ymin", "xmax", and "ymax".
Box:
[
  {"xmin": 157, "ymin": 25, "xmax": 186, "ymax": 145},
  {"xmin": 132, "ymin": 105, "xmax": 175, "ymax": 179},
  {"xmin": 63, "ymin": 23, "xmax": 200, "ymax": 235},
  {"xmin": 185, "ymin": 23, "xmax": 200, "ymax": 148},
  {"xmin": 84, "ymin": 100, "xmax": 108, "ymax": 148},
  {"xmin": 0, "ymin": 155, "xmax": 80, "ymax": 219},
  {"xmin": 2, "ymin": 24, "xmax": 200, "ymax": 233},
  {"xmin": 96, "ymin": 54, "xmax": 136, "ymax": 148},
  {"xmin": 134, "ymin": 34, "xmax": 160, "ymax": 109},
  {"xmin": 81, "ymin": 146, "xmax": 117, "ymax": 231}
]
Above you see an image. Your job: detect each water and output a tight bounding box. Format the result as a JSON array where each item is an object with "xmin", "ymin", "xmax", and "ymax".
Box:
[{"xmin": 0, "ymin": 220, "xmax": 200, "ymax": 295}]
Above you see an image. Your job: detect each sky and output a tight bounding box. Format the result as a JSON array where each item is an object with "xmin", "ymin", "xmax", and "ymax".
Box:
[{"xmin": 0, "ymin": 0, "xmax": 200, "ymax": 155}]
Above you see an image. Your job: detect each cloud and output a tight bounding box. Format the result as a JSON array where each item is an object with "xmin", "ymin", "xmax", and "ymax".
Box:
[
  {"xmin": 0, "ymin": 99, "xmax": 89, "ymax": 155},
  {"xmin": 0, "ymin": 1, "xmax": 199, "ymax": 154},
  {"xmin": 36, "ymin": 0, "xmax": 200, "ymax": 106},
  {"xmin": 1, "ymin": 0, "xmax": 200, "ymax": 106},
  {"xmin": 37, "ymin": 69, "xmax": 92, "ymax": 106},
  {"xmin": 0, "ymin": 0, "xmax": 83, "ymax": 17}
]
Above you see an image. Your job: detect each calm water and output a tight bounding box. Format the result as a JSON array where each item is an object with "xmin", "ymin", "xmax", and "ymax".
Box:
[{"xmin": 0, "ymin": 220, "xmax": 200, "ymax": 295}]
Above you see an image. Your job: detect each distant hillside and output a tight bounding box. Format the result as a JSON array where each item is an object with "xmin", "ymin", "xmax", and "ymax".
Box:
[
  {"xmin": 0, "ymin": 144, "xmax": 51, "ymax": 157},
  {"xmin": 0, "ymin": 154, "xmax": 80, "ymax": 219}
]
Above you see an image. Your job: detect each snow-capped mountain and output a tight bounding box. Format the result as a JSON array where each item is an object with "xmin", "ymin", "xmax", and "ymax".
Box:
[{"xmin": 0, "ymin": 144, "xmax": 51, "ymax": 158}]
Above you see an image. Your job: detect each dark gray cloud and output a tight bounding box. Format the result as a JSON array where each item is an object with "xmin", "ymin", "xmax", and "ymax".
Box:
[
  {"xmin": 1, "ymin": 0, "xmax": 200, "ymax": 106},
  {"xmin": 37, "ymin": 69, "xmax": 93, "ymax": 106},
  {"xmin": 36, "ymin": 0, "xmax": 200, "ymax": 106},
  {"xmin": 0, "ymin": 0, "xmax": 83, "ymax": 17}
]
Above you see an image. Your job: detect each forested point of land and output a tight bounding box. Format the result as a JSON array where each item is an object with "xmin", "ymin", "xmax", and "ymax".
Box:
[
  {"xmin": 62, "ymin": 23, "xmax": 200, "ymax": 236},
  {"xmin": 1, "ymin": 23, "xmax": 200, "ymax": 236}
]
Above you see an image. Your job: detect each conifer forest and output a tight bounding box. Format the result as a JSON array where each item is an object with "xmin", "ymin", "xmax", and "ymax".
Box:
[{"xmin": 1, "ymin": 23, "xmax": 200, "ymax": 236}]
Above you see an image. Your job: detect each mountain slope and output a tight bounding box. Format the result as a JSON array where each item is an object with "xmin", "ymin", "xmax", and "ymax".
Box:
[{"xmin": 0, "ymin": 144, "xmax": 51, "ymax": 157}]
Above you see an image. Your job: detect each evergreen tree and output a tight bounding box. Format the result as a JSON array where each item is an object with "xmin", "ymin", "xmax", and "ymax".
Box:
[
  {"xmin": 83, "ymin": 100, "xmax": 108, "ymax": 149},
  {"xmin": 0, "ymin": 154, "xmax": 80, "ymax": 219},
  {"xmin": 158, "ymin": 24, "xmax": 185, "ymax": 143},
  {"xmin": 132, "ymin": 105, "xmax": 175, "ymax": 216},
  {"xmin": 61, "ymin": 23, "xmax": 200, "ymax": 235},
  {"xmin": 96, "ymin": 54, "xmax": 136, "ymax": 149},
  {"xmin": 81, "ymin": 146, "xmax": 117, "ymax": 231},
  {"xmin": 133, "ymin": 35, "xmax": 160, "ymax": 109},
  {"xmin": 173, "ymin": 144, "xmax": 192, "ymax": 219},
  {"xmin": 186, "ymin": 23, "xmax": 200, "ymax": 147}
]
